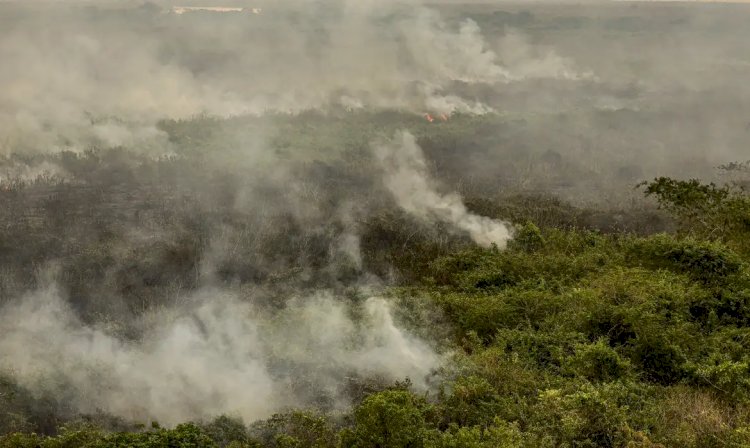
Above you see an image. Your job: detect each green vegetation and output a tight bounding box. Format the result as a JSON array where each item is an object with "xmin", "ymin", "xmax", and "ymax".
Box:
[
  {"xmin": 2, "ymin": 0, "xmax": 750, "ymax": 446},
  {"xmin": 2, "ymin": 161, "xmax": 749, "ymax": 447}
]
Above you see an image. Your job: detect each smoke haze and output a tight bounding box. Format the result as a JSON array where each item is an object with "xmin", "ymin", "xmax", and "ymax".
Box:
[
  {"xmin": 0, "ymin": 0, "xmax": 584, "ymax": 154},
  {"xmin": 1, "ymin": 0, "xmax": 749, "ymax": 432}
]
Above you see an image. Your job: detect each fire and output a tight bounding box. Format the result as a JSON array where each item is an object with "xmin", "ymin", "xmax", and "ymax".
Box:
[
  {"xmin": 423, "ymin": 113, "xmax": 449, "ymax": 123},
  {"xmin": 172, "ymin": 6, "xmax": 250, "ymax": 15}
]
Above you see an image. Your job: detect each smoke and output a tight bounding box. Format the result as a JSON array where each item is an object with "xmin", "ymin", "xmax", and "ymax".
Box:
[
  {"xmin": 4, "ymin": 0, "xmax": 749, "ymax": 432},
  {"xmin": 0, "ymin": 1, "xmax": 590, "ymax": 154},
  {"xmin": 374, "ymin": 131, "xmax": 513, "ymax": 248},
  {"xmin": 0, "ymin": 281, "xmax": 440, "ymax": 425}
]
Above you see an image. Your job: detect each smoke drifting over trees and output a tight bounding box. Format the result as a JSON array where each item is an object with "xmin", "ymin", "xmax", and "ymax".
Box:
[
  {"xmin": 1, "ymin": 0, "xmax": 750, "ymax": 446},
  {"xmin": 0, "ymin": 0, "xmax": 586, "ymax": 155},
  {"xmin": 1, "ymin": 281, "xmax": 440, "ymax": 424},
  {"xmin": 374, "ymin": 131, "xmax": 512, "ymax": 248}
]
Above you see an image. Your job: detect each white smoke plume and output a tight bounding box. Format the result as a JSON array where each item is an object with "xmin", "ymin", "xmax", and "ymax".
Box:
[
  {"xmin": 0, "ymin": 283, "xmax": 440, "ymax": 425},
  {"xmin": 373, "ymin": 131, "xmax": 513, "ymax": 248}
]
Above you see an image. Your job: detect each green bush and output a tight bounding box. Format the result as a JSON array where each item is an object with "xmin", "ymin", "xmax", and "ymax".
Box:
[
  {"xmin": 431, "ymin": 245, "xmax": 610, "ymax": 293},
  {"xmin": 426, "ymin": 419, "xmax": 526, "ymax": 448},
  {"xmin": 433, "ymin": 288, "xmax": 566, "ymax": 342},
  {"xmin": 564, "ymin": 339, "xmax": 633, "ymax": 383},
  {"xmin": 0, "ymin": 423, "xmax": 217, "ymax": 448},
  {"xmin": 688, "ymin": 288, "xmax": 750, "ymax": 328},
  {"xmin": 693, "ymin": 356, "xmax": 750, "ymax": 402},
  {"xmin": 340, "ymin": 390, "xmax": 431, "ymax": 448},
  {"xmin": 251, "ymin": 411, "xmax": 337, "ymax": 448},
  {"xmin": 509, "ymin": 222, "xmax": 545, "ymax": 253},
  {"xmin": 202, "ymin": 415, "xmax": 251, "ymax": 447},
  {"xmin": 438, "ymin": 376, "xmax": 499, "ymax": 427},
  {"xmin": 640, "ymin": 177, "xmax": 750, "ymax": 251},
  {"xmin": 628, "ymin": 335, "xmax": 688, "ymax": 385},
  {"xmin": 627, "ymin": 234, "xmax": 743, "ymax": 284},
  {"xmin": 93, "ymin": 423, "xmax": 217, "ymax": 448},
  {"xmin": 493, "ymin": 328, "xmax": 585, "ymax": 373},
  {"xmin": 532, "ymin": 383, "xmax": 636, "ymax": 448},
  {"xmin": 0, "ymin": 433, "xmax": 45, "ymax": 448}
]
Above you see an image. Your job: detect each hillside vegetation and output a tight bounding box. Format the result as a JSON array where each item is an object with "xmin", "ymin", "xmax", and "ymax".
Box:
[
  {"xmin": 2, "ymin": 1, "xmax": 750, "ymax": 446},
  {"xmin": 1, "ymin": 125, "xmax": 749, "ymax": 446}
]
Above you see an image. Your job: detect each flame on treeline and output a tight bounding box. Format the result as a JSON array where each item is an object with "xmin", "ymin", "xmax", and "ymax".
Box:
[
  {"xmin": 423, "ymin": 113, "xmax": 449, "ymax": 123},
  {"xmin": 171, "ymin": 7, "xmax": 262, "ymax": 15}
]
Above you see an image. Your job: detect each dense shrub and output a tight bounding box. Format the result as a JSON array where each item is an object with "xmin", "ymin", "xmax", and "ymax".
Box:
[
  {"xmin": 339, "ymin": 390, "xmax": 431, "ymax": 448},
  {"xmin": 627, "ymin": 234, "xmax": 743, "ymax": 284},
  {"xmin": 564, "ymin": 339, "xmax": 633, "ymax": 383},
  {"xmin": 250, "ymin": 411, "xmax": 338, "ymax": 448},
  {"xmin": 0, "ymin": 423, "xmax": 216, "ymax": 448}
]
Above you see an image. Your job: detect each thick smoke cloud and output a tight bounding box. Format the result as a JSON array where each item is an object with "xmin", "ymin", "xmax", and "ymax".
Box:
[
  {"xmin": 374, "ymin": 131, "xmax": 513, "ymax": 248},
  {"xmin": 0, "ymin": 281, "xmax": 440, "ymax": 424}
]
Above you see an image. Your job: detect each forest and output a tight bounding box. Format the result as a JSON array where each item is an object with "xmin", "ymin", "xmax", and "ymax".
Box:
[{"xmin": 1, "ymin": 1, "xmax": 750, "ymax": 447}]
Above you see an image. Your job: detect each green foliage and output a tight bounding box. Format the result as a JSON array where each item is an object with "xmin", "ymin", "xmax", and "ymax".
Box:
[
  {"xmin": 629, "ymin": 335, "xmax": 688, "ymax": 385},
  {"xmin": 4, "ymin": 146, "xmax": 750, "ymax": 448},
  {"xmin": 532, "ymin": 383, "xmax": 640, "ymax": 448},
  {"xmin": 430, "ymin": 236, "xmax": 611, "ymax": 292},
  {"xmin": 0, "ymin": 423, "xmax": 217, "ymax": 448},
  {"xmin": 641, "ymin": 177, "xmax": 750, "ymax": 253},
  {"xmin": 433, "ymin": 289, "xmax": 566, "ymax": 342},
  {"xmin": 202, "ymin": 415, "xmax": 251, "ymax": 448},
  {"xmin": 508, "ymin": 222, "xmax": 545, "ymax": 253},
  {"xmin": 493, "ymin": 328, "xmax": 584, "ymax": 373},
  {"xmin": 641, "ymin": 178, "xmax": 732, "ymax": 217},
  {"xmin": 693, "ymin": 356, "xmax": 750, "ymax": 401},
  {"xmin": 438, "ymin": 376, "xmax": 499, "ymax": 427},
  {"xmin": 426, "ymin": 420, "xmax": 526, "ymax": 448},
  {"xmin": 92, "ymin": 423, "xmax": 217, "ymax": 448},
  {"xmin": 687, "ymin": 288, "xmax": 750, "ymax": 328},
  {"xmin": 340, "ymin": 390, "xmax": 431, "ymax": 448},
  {"xmin": 0, "ymin": 433, "xmax": 44, "ymax": 448},
  {"xmin": 251, "ymin": 411, "xmax": 337, "ymax": 448},
  {"xmin": 564, "ymin": 338, "xmax": 633, "ymax": 383},
  {"xmin": 415, "ymin": 212, "xmax": 750, "ymax": 445},
  {"xmin": 627, "ymin": 234, "xmax": 743, "ymax": 284}
]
